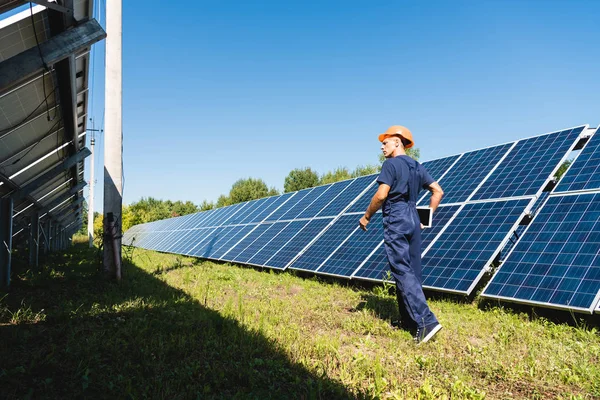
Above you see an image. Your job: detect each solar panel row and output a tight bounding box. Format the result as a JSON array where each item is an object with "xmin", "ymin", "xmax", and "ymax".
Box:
[
  {"xmin": 124, "ymin": 125, "xmax": 590, "ymax": 310},
  {"xmin": 483, "ymin": 126, "xmax": 600, "ymax": 313}
]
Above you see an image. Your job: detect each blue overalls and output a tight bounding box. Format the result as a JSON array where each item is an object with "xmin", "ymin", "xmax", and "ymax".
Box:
[{"xmin": 382, "ymin": 158, "xmax": 438, "ymax": 330}]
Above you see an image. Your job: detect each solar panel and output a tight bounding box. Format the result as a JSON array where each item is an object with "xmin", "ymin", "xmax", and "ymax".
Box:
[
  {"xmin": 237, "ymin": 198, "xmax": 270, "ymax": 225},
  {"xmin": 212, "ymin": 202, "xmax": 248, "ymax": 226},
  {"xmin": 471, "ymin": 127, "xmax": 584, "ymax": 201},
  {"xmin": 350, "ymin": 205, "xmax": 461, "ymax": 282},
  {"xmin": 278, "ymin": 185, "xmax": 330, "ymax": 220},
  {"xmin": 288, "ymin": 214, "xmax": 364, "ymax": 273},
  {"xmin": 233, "ymin": 223, "xmax": 288, "ymax": 263},
  {"xmin": 295, "ymin": 179, "xmax": 354, "ymax": 219},
  {"xmin": 316, "ymin": 175, "xmax": 376, "ymax": 217},
  {"xmin": 482, "ymin": 192, "xmax": 600, "ymax": 313},
  {"xmin": 555, "ymin": 127, "xmax": 600, "ymax": 193},
  {"xmin": 316, "ymin": 213, "xmax": 383, "ymax": 277},
  {"xmin": 248, "ymin": 194, "xmax": 293, "ymax": 223},
  {"xmin": 421, "ymin": 198, "xmax": 532, "ymax": 294},
  {"xmin": 181, "ymin": 228, "xmax": 217, "ymax": 255},
  {"xmin": 211, "ymin": 225, "xmax": 258, "ymax": 260},
  {"xmin": 267, "ymin": 218, "xmax": 333, "ymax": 269},
  {"xmin": 421, "ymin": 154, "xmax": 463, "ymax": 183},
  {"xmin": 246, "ymin": 220, "xmax": 309, "ymax": 267},
  {"xmin": 420, "ymin": 143, "xmax": 515, "ymax": 205},
  {"xmin": 221, "ymin": 224, "xmax": 273, "ymax": 261},
  {"xmin": 265, "ymin": 189, "xmax": 311, "ymax": 221}
]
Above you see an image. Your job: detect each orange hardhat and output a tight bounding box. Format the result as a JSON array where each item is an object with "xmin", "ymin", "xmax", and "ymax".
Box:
[{"xmin": 378, "ymin": 125, "xmax": 414, "ymax": 149}]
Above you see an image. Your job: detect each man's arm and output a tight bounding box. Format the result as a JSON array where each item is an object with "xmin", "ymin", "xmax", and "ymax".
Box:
[
  {"xmin": 359, "ymin": 184, "xmax": 390, "ymax": 231},
  {"xmin": 427, "ymin": 181, "xmax": 444, "ymax": 212}
]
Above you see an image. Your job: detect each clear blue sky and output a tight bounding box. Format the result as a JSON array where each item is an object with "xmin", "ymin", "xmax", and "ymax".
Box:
[{"xmin": 84, "ymin": 0, "xmax": 599, "ymax": 209}]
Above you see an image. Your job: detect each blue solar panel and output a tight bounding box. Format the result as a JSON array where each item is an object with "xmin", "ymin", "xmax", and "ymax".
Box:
[
  {"xmin": 237, "ymin": 198, "xmax": 270, "ymax": 225},
  {"xmin": 317, "ymin": 175, "xmax": 376, "ymax": 217},
  {"xmin": 211, "ymin": 225, "xmax": 258, "ymax": 259},
  {"xmin": 246, "ymin": 220, "xmax": 309, "ymax": 267},
  {"xmin": 350, "ymin": 205, "xmax": 461, "ymax": 281},
  {"xmin": 197, "ymin": 227, "xmax": 235, "ymax": 258},
  {"xmin": 211, "ymin": 202, "xmax": 247, "ymax": 226},
  {"xmin": 233, "ymin": 223, "xmax": 288, "ymax": 263},
  {"xmin": 471, "ymin": 127, "xmax": 583, "ymax": 201},
  {"xmin": 264, "ymin": 189, "xmax": 309, "ymax": 221},
  {"xmin": 168, "ymin": 229, "xmax": 199, "ymax": 254},
  {"xmin": 278, "ymin": 185, "xmax": 330, "ymax": 220},
  {"xmin": 288, "ymin": 214, "xmax": 362, "ymax": 272},
  {"xmin": 221, "ymin": 224, "xmax": 273, "ymax": 261},
  {"xmin": 351, "ymin": 246, "xmax": 389, "ymax": 281},
  {"xmin": 555, "ymin": 127, "xmax": 600, "ymax": 193},
  {"xmin": 422, "ymin": 198, "xmax": 532, "ymax": 294},
  {"xmin": 317, "ymin": 213, "xmax": 383, "ymax": 277},
  {"xmin": 296, "ymin": 179, "xmax": 354, "ymax": 219},
  {"xmin": 247, "ymin": 194, "xmax": 290, "ymax": 223},
  {"xmin": 267, "ymin": 218, "xmax": 333, "ymax": 269},
  {"xmin": 421, "ymin": 154, "xmax": 462, "ymax": 183},
  {"xmin": 420, "ymin": 143, "xmax": 514, "ymax": 205},
  {"xmin": 482, "ymin": 193, "xmax": 600, "ymax": 312},
  {"xmin": 188, "ymin": 229, "xmax": 223, "ymax": 257},
  {"xmin": 181, "ymin": 228, "xmax": 216, "ymax": 255}
]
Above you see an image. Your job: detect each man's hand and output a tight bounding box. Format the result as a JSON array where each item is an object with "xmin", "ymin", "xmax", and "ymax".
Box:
[
  {"xmin": 359, "ymin": 216, "xmax": 370, "ymax": 231},
  {"xmin": 420, "ymin": 223, "xmax": 425, "ymax": 230}
]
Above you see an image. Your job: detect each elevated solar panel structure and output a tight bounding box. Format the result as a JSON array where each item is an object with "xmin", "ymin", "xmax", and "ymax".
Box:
[
  {"xmin": 277, "ymin": 185, "xmax": 332, "ymax": 220},
  {"xmin": 351, "ymin": 204, "xmax": 462, "ymax": 282},
  {"xmin": 482, "ymin": 192, "xmax": 600, "ymax": 313},
  {"xmin": 471, "ymin": 126, "xmax": 585, "ymax": 201},
  {"xmin": 420, "ymin": 142, "xmax": 515, "ymax": 205},
  {"xmin": 296, "ymin": 179, "xmax": 355, "ymax": 219},
  {"xmin": 232, "ymin": 223, "xmax": 290, "ymax": 263},
  {"xmin": 210, "ymin": 225, "xmax": 258, "ymax": 260},
  {"xmin": 421, "ymin": 198, "xmax": 533, "ymax": 294},
  {"xmin": 555, "ymin": 127, "xmax": 600, "ymax": 193},
  {"xmin": 265, "ymin": 188, "xmax": 312, "ymax": 221},
  {"xmin": 316, "ymin": 175, "xmax": 377, "ymax": 217}
]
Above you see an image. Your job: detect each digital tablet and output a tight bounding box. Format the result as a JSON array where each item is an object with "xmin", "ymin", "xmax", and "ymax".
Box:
[{"xmin": 416, "ymin": 206, "xmax": 432, "ymax": 228}]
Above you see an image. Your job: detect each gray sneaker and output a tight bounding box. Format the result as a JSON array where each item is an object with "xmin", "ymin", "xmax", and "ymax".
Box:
[{"xmin": 414, "ymin": 323, "xmax": 442, "ymax": 344}]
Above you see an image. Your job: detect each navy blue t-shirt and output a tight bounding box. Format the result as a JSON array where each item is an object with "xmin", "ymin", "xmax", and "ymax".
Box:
[{"xmin": 377, "ymin": 155, "xmax": 434, "ymax": 203}]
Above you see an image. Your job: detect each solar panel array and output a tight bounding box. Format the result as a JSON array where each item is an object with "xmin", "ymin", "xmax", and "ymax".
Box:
[
  {"xmin": 124, "ymin": 125, "xmax": 598, "ymax": 313},
  {"xmin": 482, "ymin": 126, "xmax": 600, "ymax": 313}
]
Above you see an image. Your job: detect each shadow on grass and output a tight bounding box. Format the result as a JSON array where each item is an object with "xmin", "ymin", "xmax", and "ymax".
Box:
[{"xmin": 0, "ymin": 244, "xmax": 356, "ymax": 399}]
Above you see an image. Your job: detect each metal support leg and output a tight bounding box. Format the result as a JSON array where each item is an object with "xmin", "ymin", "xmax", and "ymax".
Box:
[{"xmin": 0, "ymin": 198, "xmax": 14, "ymax": 288}]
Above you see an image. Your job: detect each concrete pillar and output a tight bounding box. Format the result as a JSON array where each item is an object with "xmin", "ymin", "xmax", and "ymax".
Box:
[
  {"xmin": 103, "ymin": 0, "xmax": 123, "ymax": 280},
  {"xmin": 0, "ymin": 198, "xmax": 13, "ymax": 288}
]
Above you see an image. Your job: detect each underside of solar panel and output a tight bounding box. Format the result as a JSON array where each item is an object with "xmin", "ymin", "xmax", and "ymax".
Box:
[{"xmin": 123, "ymin": 124, "xmax": 600, "ymax": 314}]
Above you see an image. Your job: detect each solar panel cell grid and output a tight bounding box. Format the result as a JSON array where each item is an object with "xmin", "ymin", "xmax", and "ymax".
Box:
[
  {"xmin": 221, "ymin": 224, "xmax": 272, "ymax": 261},
  {"xmin": 471, "ymin": 127, "xmax": 583, "ymax": 201},
  {"xmin": 420, "ymin": 143, "xmax": 514, "ymax": 205},
  {"xmin": 279, "ymin": 185, "xmax": 330, "ymax": 221},
  {"xmin": 422, "ymin": 198, "xmax": 531, "ymax": 294},
  {"xmin": 317, "ymin": 213, "xmax": 383, "ymax": 277},
  {"xmin": 288, "ymin": 214, "xmax": 362, "ymax": 272},
  {"xmin": 317, "ymin": 175, "xmax": 376, "ymax": 217},
  {"xmin": 482, "ymin": 193, "xmax": 600, "ymax": 312},
  {"xmin": 247, "ymin": 220, "xmax": 308, "ymax": 267},
  {"xmin": 211, "ymin": 225, "xmax": 258, "ymax": 260},
  {"xmin": 233, "ymin": 223, "xmax": 287, "ymax": 263},
  {"xmin": 267, "ymin": 218, "xmax": 332, "ymax": 269},
  {"xmin": 555, "ymin": 128, "xmax": 600, "ymax": 193},
  {"xmin": 296, "ymin": 180, "xmax": 353, "ymax": 219}
]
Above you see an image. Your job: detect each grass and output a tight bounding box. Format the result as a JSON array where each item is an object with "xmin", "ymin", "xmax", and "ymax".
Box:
[{"xmin": 1, "ymin": 238, "xmax": 599, "ymax": 399}]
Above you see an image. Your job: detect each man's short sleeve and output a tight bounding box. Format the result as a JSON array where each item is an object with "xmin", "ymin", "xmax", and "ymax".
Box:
[
  {"xmin": 377, "ymin": 160, "xmax": 395, "ymax": 186},
  {"xmin": 420, "ymin": 165, "xmax": 435, "ymax": 189}
]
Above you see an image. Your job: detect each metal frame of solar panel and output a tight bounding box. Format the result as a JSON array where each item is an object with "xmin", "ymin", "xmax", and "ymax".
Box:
[{"xmin": 481, "ymin": 126, "xmax": 600, "ymax": 313}]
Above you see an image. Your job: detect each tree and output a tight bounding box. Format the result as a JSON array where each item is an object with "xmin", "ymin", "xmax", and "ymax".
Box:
[
  {"xmin": 199, "ymin": 200, "xmax": 215, "ymax": 211},
  {"xmin": 555, "ymin": 159, "xmax": 572, "ymax": 180},
  {"xmin": 351, "ymin": 164, "xmax": 380, "ymax": 178},
  {"xmin": 320, "ymin": 167, "xmax": 352, "ymax": 185},
  {"xmin": 227, "ymin": 178, "xmax": 279, "ymax": 205},
  {"xmin": 170, "ymin": 200, "xmax": 199, "ymax": 217},
  {"xmin": 284, "ymin": 167, "xmax": 320, "ymax": 192}
]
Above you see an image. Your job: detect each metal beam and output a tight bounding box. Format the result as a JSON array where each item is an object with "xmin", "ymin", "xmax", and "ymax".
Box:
[
  {"xmin": 31, "ymin": 0, "xmax": 73, "ymax": 14},
  {"xmin": 0, "ymin": 198, "xmax": 13, "ymax": 287},
  {"xmin": 28, "ymin": 213, "xmax": 40, "ymax": 269},
  {"xmin": 0, "ymin": 19, "xmax": 106, "ymax": 96},
  {"xmin": 28, "ymin": 181, "xmax": 86, "ymax": 218},
  {"xmin": 10, "ymin": 147, "xmax": 90, "ymax": 201}
]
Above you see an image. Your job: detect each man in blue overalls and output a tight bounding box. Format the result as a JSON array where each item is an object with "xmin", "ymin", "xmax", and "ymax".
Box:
[{"xmin": 359, "ymin": 125, "xmax": 444, "ymax": 344}]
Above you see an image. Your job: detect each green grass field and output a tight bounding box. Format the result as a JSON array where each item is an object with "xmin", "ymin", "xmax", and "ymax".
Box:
[{"xmin": 1, "ymin": 238, "xmax": 599, "ymax": 399}]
